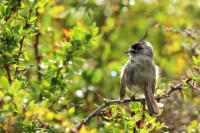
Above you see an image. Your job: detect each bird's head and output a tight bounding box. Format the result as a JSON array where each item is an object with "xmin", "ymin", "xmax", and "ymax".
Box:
[{"xmin": 125, "ymin": 41, "xmax": 153, "ymax": 58}]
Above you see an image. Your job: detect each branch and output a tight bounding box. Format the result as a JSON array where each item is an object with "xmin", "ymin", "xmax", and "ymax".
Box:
[
  {"xmin": 72, "ymin": 78, "xmax": 192, "ymax": 131},
  {"xmin": 33, "ymin": 9, "xmax": 42, "ymax": 81},
  {"xmin": 15, "ymin": 9, "xmax": 33, "ymax": 75},
  {"xmin": 15, "ymin": 36, "xmax": 25, "ymax": 75},
  {"xmin": 157, "ymin": 24, "xmax": 199, "ymax": 40},
  {"xmin": 54, "ymin": 51, "xmax": 71, "ymax": 81},
  {"xmin": 1, "ymin": 52, "xmax": 12, "ymax": 84},
  {"xmin": 3, "ymin": 64, "xmax": 12, "ymax": 84},
  {"xmin": 34, "ymin": 31, "xmax": 41, "ymax": 80}
]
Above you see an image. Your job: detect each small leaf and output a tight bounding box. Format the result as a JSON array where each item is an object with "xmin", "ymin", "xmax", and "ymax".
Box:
[
  {"xmin": 11, "ymin": 81, "xmax": 22, "ymax": 90},
  {"xmin": 13, "ymin": 25, "xmax": 20, "ymax": 33},
  {"xmin": 80, "ymin": 125, "xmax": 88, "ymax": 133},
  {"xmin": 0, "ymin": 76, "xmax": 10, "ymax": 89},
  {"xmin": 28, "ymin": 100, "xmax": 35, "ymax": 110},
  {"xmin": 187, "ymin": 120, "xmax": 199, "ymax": 132},
  {"xmin": 91, "ymin": 27, "xmax": 99, "ymax": 36},
  {"xmin": 192, "ymin": 56, "xmax": 200, "ymax": 66},
  {"xmin": 20, "ymin": 2, "xmax": 25, "ymax": 8},
  {"xmin": 131, "ymin": 102, "xmax": 141, "ymax": 112},
  {"xmin": 68, "ymin": 107, "xmax": 75, "ymax": 116},
  {"xmin": 91, "ymin": 69, "xmax": 103, "ymax": 84},
  {"xmin": 46, "ymin": 112, "xmax": 54, "ymax": 120}
]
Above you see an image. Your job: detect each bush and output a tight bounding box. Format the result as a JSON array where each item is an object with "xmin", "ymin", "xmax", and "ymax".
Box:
[{"xmin": 0, "ymin": 0, "xmax": 200, "ymax": 132}]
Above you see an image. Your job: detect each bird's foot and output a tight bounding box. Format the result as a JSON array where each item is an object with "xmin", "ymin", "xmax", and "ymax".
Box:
[{"xmin": 130, "ymin": 95, "xmax": 135, "ymax": 100}]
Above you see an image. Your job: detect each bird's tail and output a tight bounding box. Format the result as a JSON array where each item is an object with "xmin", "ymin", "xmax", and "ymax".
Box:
[{"xmin": 143, "ymin": 84, "xmax": 159, "ymax": 116}]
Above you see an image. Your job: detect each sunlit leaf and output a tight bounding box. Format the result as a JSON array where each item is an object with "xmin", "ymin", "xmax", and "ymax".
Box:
[{"xmin": 0, "ymin": 76, "xmax": 10, "ymax": 89}]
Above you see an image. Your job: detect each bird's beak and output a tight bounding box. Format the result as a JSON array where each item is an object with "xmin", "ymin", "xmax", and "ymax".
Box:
[{"xmin": 124, "ymin": 50, "xmax": 133, "ymax": 54}]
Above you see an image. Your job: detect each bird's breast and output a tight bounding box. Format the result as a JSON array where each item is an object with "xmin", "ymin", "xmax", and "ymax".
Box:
[{"xmin": 125, "ymin": 56, "xmax": 155, "ymax": 87}]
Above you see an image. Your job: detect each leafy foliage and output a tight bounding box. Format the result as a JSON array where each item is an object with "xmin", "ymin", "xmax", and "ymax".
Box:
[{"xmin": 0, "ymin": 0, "xmax": 200, "ymax": 132}]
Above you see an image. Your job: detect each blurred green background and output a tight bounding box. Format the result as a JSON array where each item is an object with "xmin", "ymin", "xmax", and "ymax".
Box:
[{"xmin": 0, "ymin": 0, "xmax": 200, "ymax": 132}]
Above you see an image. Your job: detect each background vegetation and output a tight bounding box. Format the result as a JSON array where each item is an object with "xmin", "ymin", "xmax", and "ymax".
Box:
[{"xmin": 0, "ymin": 0, "xmax": 200, "ymax": 132}]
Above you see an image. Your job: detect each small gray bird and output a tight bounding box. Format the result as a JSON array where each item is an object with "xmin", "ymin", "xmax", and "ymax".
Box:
[{"xmin": 120, "ymin": 39, "xmax": 159, "ymax": 115}]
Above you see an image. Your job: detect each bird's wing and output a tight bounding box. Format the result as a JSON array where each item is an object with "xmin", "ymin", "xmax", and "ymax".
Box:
[
  {"xmin": 151, "ymin": 78, "xmax": 156, "ymax": 94},
  {"xmin": 120, "ymin": 68, "xmax": 127, "ymax": 100}
]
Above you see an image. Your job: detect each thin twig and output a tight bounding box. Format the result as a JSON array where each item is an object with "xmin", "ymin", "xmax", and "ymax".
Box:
[
  {"xmin": 72, "ymin": 78, "xmax": 192, "ymax": 131},
  {"xmin": 15, "ymin": 36, "xmax": 25, "ymax": 75},
  {"xmin": 158, "ymin": 24, "xmax": 198, "ymax": 40},
  {"xmin": 33, "ymin": 9, "xmax": 42, "ymax": 80},
  {"xmin": 54, "ymin": 51, "xmax": 70, "ymax": 80},
  {"xmin": 34, "ymin": 31, "xmax": 41, "ymax": 80},
  {"xmin": 15, "ymin": 9, "xmax": 33, "ymax": 75},
  {"xmin": 0, "ymin": 51, "xmax": 12, "ymax": 84},
  {"xmin": 3, "ymin": 64, "xmax": 12, "ymax": 84}
]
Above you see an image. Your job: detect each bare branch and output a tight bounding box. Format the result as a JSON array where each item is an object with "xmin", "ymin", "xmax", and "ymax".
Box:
[
  {"xmin": 15, "ymin": 36, "xmax": 25, "ymax": 75},
  {"xmin": 33, "ymin": 9, "xmax": 42, "ymax": 81},
  {"xmin": 157, "ymin": 24, "xmax": 199, "ymax": 40},
  {"xmin": 3, "ymin": 64, "xmax": 12, "ymax": 84},
  {"xmin": 34, "ymin": 31, "xmax": 41, "ymax": 80},
  {"xmin": 72, "ymin": 78, "xmax": 192, "ymax": 131}
]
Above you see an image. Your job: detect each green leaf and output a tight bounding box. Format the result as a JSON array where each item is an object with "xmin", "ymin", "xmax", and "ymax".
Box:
[
  {"xmin": 139, "ymin": 129, "xmax": 148, "ymax": 133},
  {"xmin": 13, "ymin": 25, "xmax": 20, "ymax": 33},
  {"xmin": 11, "ymin": 81, "xmax": 22, "ymax": 90},
  {"xmin": 20, "ymin": 2, "xmax": 25, "ymax": 8},
  {"xmin": 187, "ymin": 120, "xmax": 199, "ymax": 132},
  {"xmin": 68, "ymin": 107, "xmax": 75, "ymax": 116},
  {"xmin": 28, "ymin": 100, "xmax": 35, "ymax": 110},
  {"xmin": 0, "ymin": 76, "xmax": 10, "ymax": 89},
  {"xmin": 91, "ymin": 69, "xmax": 103, "ymax": 84},
  {"xmin": 91, "ymin": 27, "xmax": 99, "ymax": 36},
  {"xmin": 130, "ymin": 102, "xmax": 141, "ymax": 112},
  {"xmin": 192, "ymin": 56, "xmax": 200, "ymax": 66}
]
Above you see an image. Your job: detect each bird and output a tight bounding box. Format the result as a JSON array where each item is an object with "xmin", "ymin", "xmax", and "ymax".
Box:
[{"xmin": 120, "ymin": 34, "xmax": 159, "ymax": 115}]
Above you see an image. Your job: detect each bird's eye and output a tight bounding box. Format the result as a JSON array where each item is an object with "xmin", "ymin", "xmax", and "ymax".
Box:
[
  {"xmin": 137, "ymin": 46, "xmax": 143, "ymax": 50},
  {"xmin": 131, "ymin": 45, "xmax": 135, "ymax": 49}
]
